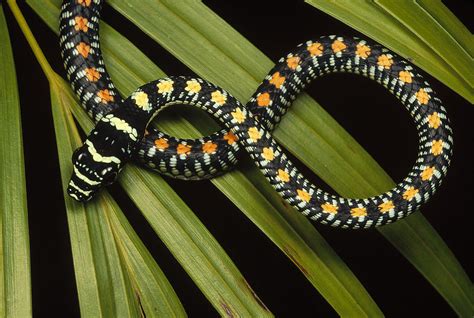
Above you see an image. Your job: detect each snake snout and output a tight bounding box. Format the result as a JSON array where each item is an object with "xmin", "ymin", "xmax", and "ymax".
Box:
[
  {"xmin": 67, "ymin": 171, "xmax": 98, "ymax": 202},
  {"xmin": 67, "ymin": 182, "xmax": 94, "ymax": 202}
]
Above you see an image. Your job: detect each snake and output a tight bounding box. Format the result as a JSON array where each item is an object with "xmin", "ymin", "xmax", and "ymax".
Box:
[{"xmin": 59, "ymin": 0, "xmax": 453, "ymax": 229}]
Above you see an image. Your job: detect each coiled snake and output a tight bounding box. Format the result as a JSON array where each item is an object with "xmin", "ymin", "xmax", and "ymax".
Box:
[{"xmin": 59, "ymin": 0, "xmax": 453, "ymax": 229}]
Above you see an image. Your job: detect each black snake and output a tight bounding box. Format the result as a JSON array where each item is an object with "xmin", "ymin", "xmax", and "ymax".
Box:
[{"xmin": 59, "ymin": 0, "xmax": 453, "ymax": 229}]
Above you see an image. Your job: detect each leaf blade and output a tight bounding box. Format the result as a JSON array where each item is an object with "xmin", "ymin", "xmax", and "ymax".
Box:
[
  {"xmin": 100, "ymin": 0, "xmax": 474, "ymax": 314},
  {"xmin": 416, "ymin": 0, "xmax": 474, "ymax": 58},
  {"xmin": 50, "ymin": 74, "xmax": 187, "ymax": 317},
  {"xmin": 67, "ymin": 94, "xmax": 272, "ymax": 316},
  {"xmin": 375, "ymin": 0, "xmax": 473, "ymax": 88},
  {"xmin": 29, "ymin": 1, "xmax": 384, "ymax": 315},
  {"xmin": 0, "ymin": 6, "xmax": 32, "ymax": 317},
  {"xmin": 50, "ymin": 77, "xmax": 137, "ymax": 317},
  {"xmin": 75, "ymin": 0, "xmax": 382, "ymax": 315},
  {"xmin": 29, "ymin": 1, "xmax": 274, "ymax": 315},
  {"xmin": 28, "ymin": 0, "xmax": 473, "ymax": 315},
  {"xmin": 305, "ymin": 0, "xmax": 473, "ymax": 103}
]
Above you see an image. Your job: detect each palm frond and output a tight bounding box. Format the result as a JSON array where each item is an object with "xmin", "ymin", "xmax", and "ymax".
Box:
[{"xmin": 1, "ymin": 0, "xmax": 471, "ymax": 316}]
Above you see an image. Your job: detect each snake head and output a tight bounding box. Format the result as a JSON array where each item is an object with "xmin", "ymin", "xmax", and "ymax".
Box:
[
  {"xmin": 67, "ymin": 110, "xmax": 144, "ymax": 202},
  {"xmin": 67, "ymin": 118, "xmax": 135, "ymax": 202},
  {"xmin": 67, "ymin": 140, "xmax": 122, "ymax": 202}
]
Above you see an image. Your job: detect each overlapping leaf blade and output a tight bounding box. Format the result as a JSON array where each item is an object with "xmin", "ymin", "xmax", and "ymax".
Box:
[
  {"xmin": 67, "ymin": 85, "xmax": 272, "ymax": 317},
  {"xmin": 304, "ymin": 1, "xmax": 474, "ymax": 314},
  {"xmin": 416, "ymin": 0, "xmax": 474, "ymax": 58},
  {"xmin": 51, "ymin": 79, "xmax": 139, "ymax": 316},
  {"xmin": 306, "ymin": 0, "xmax": 473, "ymax": 103},
  {"xmin": 27, "ymin": 3, "xmax": 274, "ymax": 315},
  {"xmin": 27, "ymin": 0, "xmax": 473, "ymax": 316},
  {"xmin": 95, "ymin": 0, "xmax": 474, "ymax": 315},
  {"xmin": 50, "ymin": 73, "xmax": 187, "ymax": 317},
  {"xmin": 375, "ymin": 0, "xmax": 473, "ymax": 87},
  {"xmin": 28, "ymin": 0, "xmax": 384, "ymax": 316},
  {"xmin": 0, "ymin": 6, "xmax": 32, "ymax": 317},
  {"xmin": 108, "ymin": 0, "xmax": 392, "ymax": 194},
  {"xmin": 5, "ymin": 1, "xmax": 163, "ymax": 314}
]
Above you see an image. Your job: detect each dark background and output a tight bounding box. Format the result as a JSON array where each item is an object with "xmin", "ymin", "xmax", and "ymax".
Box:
[{"xmin": 3, "ymin": 0, "xmax": 473, "ymax": 316}]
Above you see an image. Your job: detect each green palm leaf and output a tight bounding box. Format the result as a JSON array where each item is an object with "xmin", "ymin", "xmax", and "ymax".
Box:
[
  {"xmin": 50, "ymin": 74, "xmax": 186, "ymax": 317},
  {"xmin": 13, "ymin": 1, "xmax": 273, "ymax": 314},
  {"xmin": 94, "ymin": 0, "xmax": 474, "ymax": 314},
  {"xmin": 0, "ymin": 6, "xmax": 32, "ymax": 317},
  {"xmin": 28, "ymin": 0, "xmax": 390, "ymax": 315},
  {"xmin": 0, "ymin": 0, "xmax": 471, "ymax": 316},
  {"xmin": 306, "ymin": 0, "xmax": 474, "ymax": 103}
]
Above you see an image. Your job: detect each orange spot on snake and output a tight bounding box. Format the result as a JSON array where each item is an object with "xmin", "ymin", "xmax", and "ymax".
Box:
[
  {"xmin": 154, "ymin": 138, "xmax": 169, "ymax": 150},
  {"xmin": 356, "ymin": 44, "xmax": 371, "ymax": 58},
  {"xmin": 74, "ymin": 16, "xmax": 89, "ymax": 32},
  {"xmin": 76, "ymin": 42, "xmax": 90, "ymax": 58},
  {"xmin": 297, "ymin": 189, "xmax": 311, "ymax": 203},
  {"xmin": 398, "ymin": 71, "xmax": 412, "ymax": 83},
  {"xmin": 257, "ymin": 92, "xmax": 271, "ymax": 107},
  {"xmin": 431, "ymin": 140, "xmax": 443, "ymax": 156},
  {"xmin": 269, "ymin": 72, "xmax": 285, "ymax": 89},
  {"xmin": 202, "ymin": 142, "xmax": 217, "ymax": 154},
  {"xmin": 421, "ymin": 166, "xmax": 435, "ymax": 181},
  {"xmin": 85, "ymin": 67, "xmax": 100, "ymax": 82},
  {"xmin": 331, "ymin": 40, "xmax": 347, "ymax": 53},
  {"xmin": 77, "ymin": 0, "xmax": 92, "ymax": 6},
  {"xmin": 377, "ymin": 54, "xmax": 393, "ymax": 69},
  {"xmin": 321, "ymin": 203, "xmax": 338, "ymax": 214},
  {"xmin": 350, "ymin": 207, "xmax": 367, "ymax": 217},
  {"xmin": 286, "ymin": 56, "xmax": 300, "ymax": 70},
  {"xmin": 278, "ymin": 169, "xmax": 290, "ymax": 182},
  {"xmin": 403, "ymin": 187, "xmax": 419, "ymax": 201},
  {"xmin": 223, "ymin": 131, "xmax": 238, "ymax": 145},
  {"xmin": 378, "ymin": 201, "xmax": 394, "ymax": 213},
  {"xmin": 416, "ymin": 88, "xmax": 430, "ymax": 105},
  {"xmin": 427, "ymin": 112, "xmax": 441, "ymax": 129},
  {"xmin": 97, "ymin": 89, "xmax": 114, "ymax": 103},
  {"xmin": 307, "ymin": 42, "xmax": 323, "ymax": 56},
  {"xmin": 177, "ymin": 144, "xmax": 191, "ymax": 155}
]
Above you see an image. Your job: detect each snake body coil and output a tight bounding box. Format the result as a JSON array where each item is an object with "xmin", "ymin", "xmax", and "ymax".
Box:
[{"xmin": 59, "ymin": 0, "xmax": 453, "ymax": 229}]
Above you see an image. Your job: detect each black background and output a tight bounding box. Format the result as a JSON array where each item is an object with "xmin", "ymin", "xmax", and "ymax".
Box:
[{"xmin": 3, "ymin": 0, "xmax": 473, "ymax": 316}]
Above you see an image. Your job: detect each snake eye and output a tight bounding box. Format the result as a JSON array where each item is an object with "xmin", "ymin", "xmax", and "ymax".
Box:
[{"xmin": 72, "ymin": 148, "xmax": 88, "ymax": 162}]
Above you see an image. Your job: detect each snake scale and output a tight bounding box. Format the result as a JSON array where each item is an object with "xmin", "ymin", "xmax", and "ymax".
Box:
[{"xmin": 59, "ymin": 0, "xmax": 453, "ymax": 229}]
